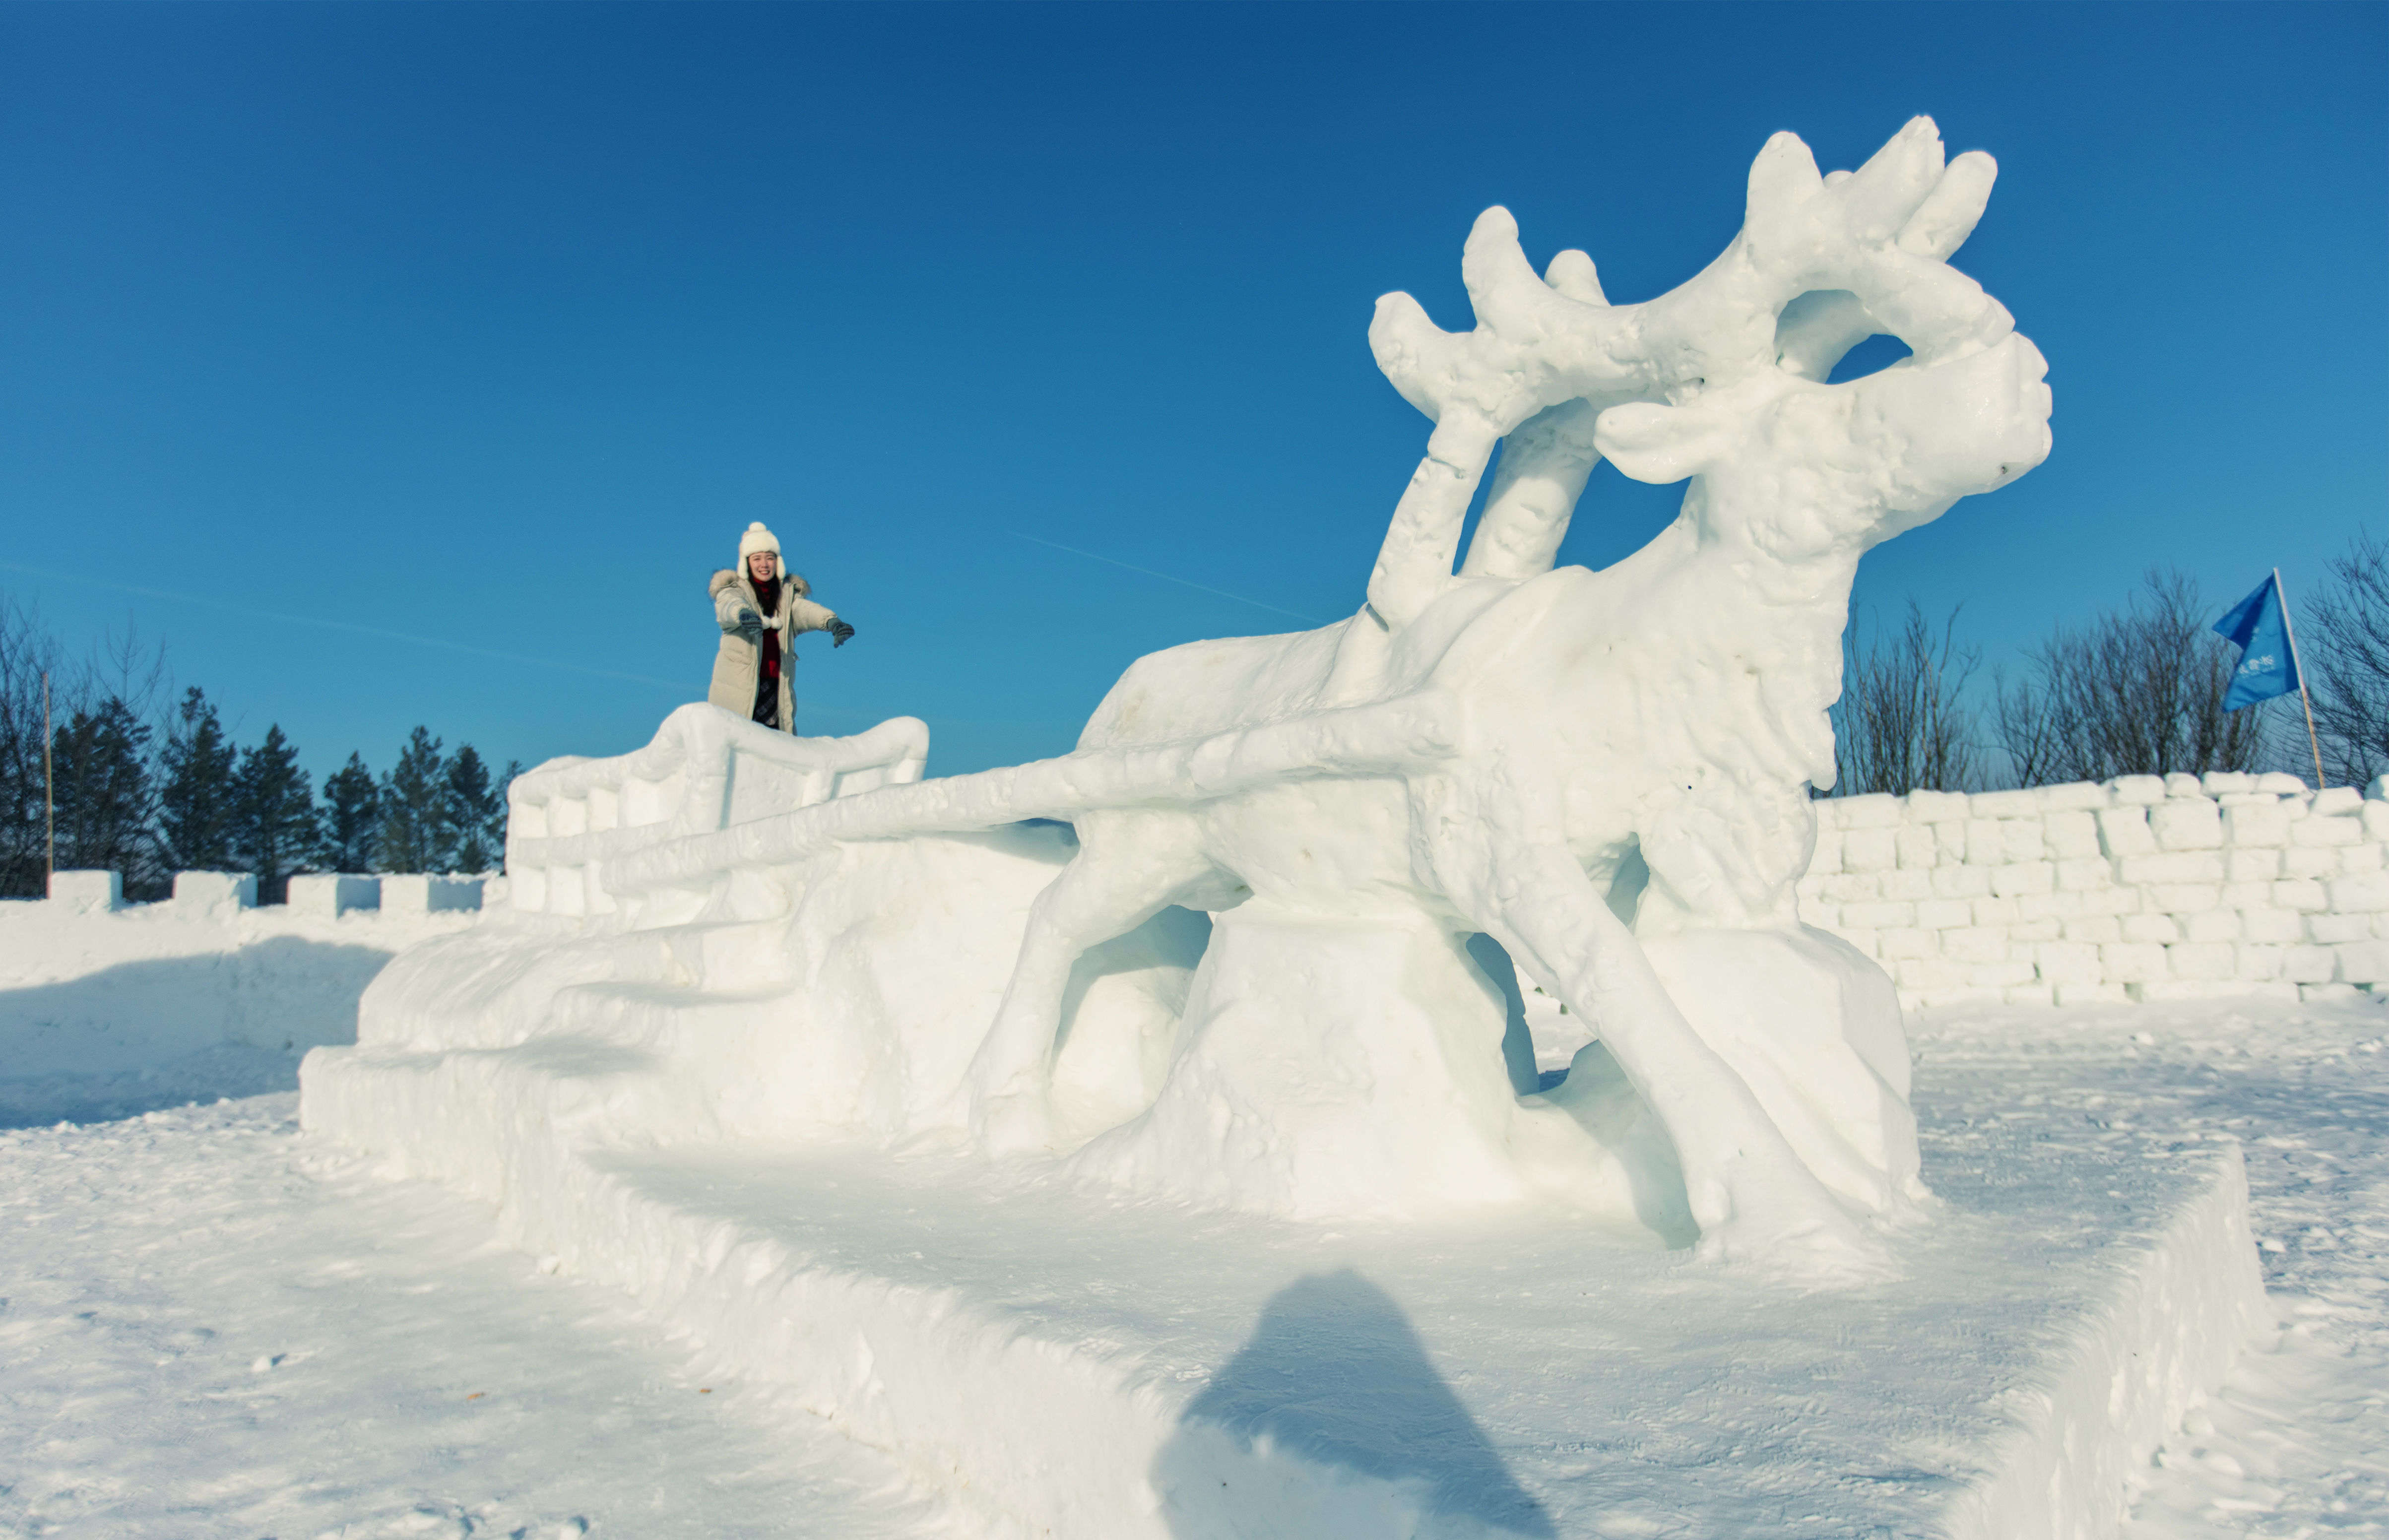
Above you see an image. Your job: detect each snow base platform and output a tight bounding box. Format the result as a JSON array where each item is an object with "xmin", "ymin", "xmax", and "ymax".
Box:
[{"xmin": 301, "ymin": 1023, "xmax": 2269, "ymax": 1540}]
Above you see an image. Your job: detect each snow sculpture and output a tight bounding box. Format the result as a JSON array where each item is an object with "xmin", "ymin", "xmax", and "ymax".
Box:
[{"xmin": 330, "ymin": 118, "xmax": 2048, "ymax": 1270}]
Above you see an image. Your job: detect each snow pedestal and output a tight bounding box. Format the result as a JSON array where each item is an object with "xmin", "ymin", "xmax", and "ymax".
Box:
[
  {"xmin": 173, "ymin": 871, "xmax": 256, "ymax": 910},
  {"xmin": 301, "ymin": 807, "xmax": 2265, "ymax": 1537},
  {"xmin": 286, "ymin": 873, "xmax": 382, "ymax": 917},
  {"xmin": 378, "ymin": 875, "xmax": 482, "ymax": 915},
  {"xmin": 46, "ymin": 870, "xmax": 121, "ymax": 911},
  {"xmin": 303, "ymin": 1015, "xmax": 2267, "ymax": 1540}
]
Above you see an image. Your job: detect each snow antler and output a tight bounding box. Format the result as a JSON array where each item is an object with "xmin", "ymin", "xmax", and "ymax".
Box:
[{"xmin": 1364, "ymin": 117, "xmax": 2013, "ymax": 626}]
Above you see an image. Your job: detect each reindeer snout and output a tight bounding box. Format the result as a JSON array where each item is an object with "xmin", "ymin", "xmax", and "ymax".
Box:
[{"xmin": 1859, "ymin": 332, "xmax": 2054, "ymax": 499}]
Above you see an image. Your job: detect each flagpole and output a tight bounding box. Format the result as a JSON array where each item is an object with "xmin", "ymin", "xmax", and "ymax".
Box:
[
  {"xmin": 2275, "ymin": 567, "xmax": 2326, "ymax": 789},
  {"xmin": 43, "ymin": 671, "xmax": 54, "ymax": 891}
]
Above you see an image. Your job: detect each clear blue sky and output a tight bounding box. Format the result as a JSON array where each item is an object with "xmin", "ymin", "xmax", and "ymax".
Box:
[{"xmin": 2, "ymin": 2, "xmax": 2382, "ymax": 782}]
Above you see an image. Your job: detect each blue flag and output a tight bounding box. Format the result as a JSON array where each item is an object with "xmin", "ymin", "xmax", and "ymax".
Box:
[{"xmin": 2214, "ymin": 573, "xmax": 2300, "ymax": 711}]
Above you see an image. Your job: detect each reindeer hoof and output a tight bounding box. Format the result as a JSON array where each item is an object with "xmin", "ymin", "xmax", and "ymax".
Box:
[{"xmin": 975, "ymin": 1091, "xmax": 1058, "ymax": 1157}]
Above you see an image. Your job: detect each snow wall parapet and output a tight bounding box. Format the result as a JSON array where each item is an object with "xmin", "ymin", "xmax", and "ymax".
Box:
[{"xmin": 1803, "ymin": 770, "xmax": 2389, "ymax": 1008}]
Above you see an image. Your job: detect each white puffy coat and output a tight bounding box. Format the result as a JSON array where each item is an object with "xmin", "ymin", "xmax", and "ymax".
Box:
[{"xmin": 707, "ymin": 568, "xmax": 839, "ymax": 731}]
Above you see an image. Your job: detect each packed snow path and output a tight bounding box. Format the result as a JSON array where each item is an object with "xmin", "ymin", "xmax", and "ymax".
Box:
[
  {"xmin": 1, "ymin": 996, "xmax": 2383, "ymax": 1538},
  {"xmin": 0, "ymin": 1097, "xmax": 945, "ymax": 1540}
]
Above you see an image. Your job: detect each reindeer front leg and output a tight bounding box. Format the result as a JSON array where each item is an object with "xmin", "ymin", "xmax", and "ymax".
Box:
[
  {"xmin": 964, "ymin": 809, "xmax": 1219, "ymax": 1155},
  {"xmin": 1475, "ymin": 839, "xmax": 1872, "ymax": 1271}
]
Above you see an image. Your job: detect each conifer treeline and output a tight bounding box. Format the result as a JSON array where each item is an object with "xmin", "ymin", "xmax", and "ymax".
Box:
[{"xmin": 0, "ymin": 600, "xmax": 518, "ymax": 901}]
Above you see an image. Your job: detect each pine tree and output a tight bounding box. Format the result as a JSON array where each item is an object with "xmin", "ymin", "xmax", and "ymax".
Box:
[
  {"xmin": 50, "ymin": 697, "xmax": 156, "ymax": 879},
  {"xmin": 157, "ymin": 686, "xmax": 239, "ymax": 871},
  {"xmin": 377, "ymin": 727, "xmax": 449, "ymax": 874},
  {"xmin": 492, "ymin": 759, "xmax": 520, "ymax": 866},
  {"xmin": 318, "ymin": 752, "xmax": 381, "ymax": 873},
  {"xmin": 441, "ymin": 745, "xmax": 512, "ymax": 873},
  {"xmin": 232, "ymin": 724, "xmax": 315, "ymax": 903}
]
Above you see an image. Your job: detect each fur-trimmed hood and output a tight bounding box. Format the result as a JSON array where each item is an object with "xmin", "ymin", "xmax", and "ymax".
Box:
[{"xmin": 710, "ymin": 567, "xmax": 813, "ymax": 608}]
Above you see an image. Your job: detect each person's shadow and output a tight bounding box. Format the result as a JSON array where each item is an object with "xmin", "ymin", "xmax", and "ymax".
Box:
[{"xmin": 1150, "ymin": 1269, "xmax": 1555, "ymax": 1538}]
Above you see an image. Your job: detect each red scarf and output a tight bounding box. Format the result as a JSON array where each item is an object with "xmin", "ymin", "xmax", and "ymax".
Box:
[{"xmin": 753, "ymin": 574, "xmax": 783, "ymax": 681}]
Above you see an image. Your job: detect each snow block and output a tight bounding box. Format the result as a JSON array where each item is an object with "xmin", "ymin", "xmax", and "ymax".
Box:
[
  {"xmin": 46, "ymin": 869, "xmax": 121, "ymax": 911},
  {"xmin": 2332, "ymin": 941, "xmax": 2389, "ymax": 985},
  {"xmin": 2036, "ymin": 782, "xmax": 2112, "ymax": 814},
  {"xmin": 1908, "ymin": 789, "xmax": 1970, "ymax": 824},
  {"xmin": 2109, "ymin": 776, "xmax": 2166, "ymax": 806},
  {"xmin": 2292, "ymin": 816, "xmax": 2363, "ymax": 848},
  {"xmin": 286, "ymin": 874, "xmax": 383, "ymax": 916},
  {"xmin": 378, "ymin": 875, "xmax": 482, "ymax": 915},
  {"xmin": 2149, "ymin": 799, "xmax": 2222, "ymax": 851},
  {"xmin": 172, "ymin": 871, "xmax": 256, "ymax": 909},
  {"xmin": 2313, "ymin": 786, "xmax": 2364, "ymax": 819},
  {"xmin": 1965, "ymin": 789, "xmax": 2039, "ymax": 820}
]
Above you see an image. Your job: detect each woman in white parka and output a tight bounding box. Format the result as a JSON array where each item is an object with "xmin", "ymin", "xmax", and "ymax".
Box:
[{"xmin": 708, "ymin": 521, "xmax": 854, "ymax": 732}]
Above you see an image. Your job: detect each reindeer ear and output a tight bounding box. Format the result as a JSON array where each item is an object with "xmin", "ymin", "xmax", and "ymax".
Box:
[{"xmin": 1593, "ymin": 402, "xmax": 1730, "ymax": 485}]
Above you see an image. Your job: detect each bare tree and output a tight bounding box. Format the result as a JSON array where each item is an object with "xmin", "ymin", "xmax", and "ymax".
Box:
[
  {"xmin": 2304, "ymin": 532, "xmax": 2389, "ymax": 788},
  {"xmin": 1830, "ymin": 601, "xmax": 1982, "ymax": 795},
  {"xmin": 1994, "ymin": 568, "xmax": 2267, "ymax": 786},
  {"xmin": 0, "ymin": 598, "xmax": 174, "ymax": 897},
  {"xmin": 0, "ymin": 598, "xmax": 69, "ymax": 898}
]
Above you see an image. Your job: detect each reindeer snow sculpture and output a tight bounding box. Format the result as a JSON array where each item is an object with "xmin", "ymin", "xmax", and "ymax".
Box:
[{"xmin": 608, "ymin": 119, "xmax": 2050, "ymax": 1266}]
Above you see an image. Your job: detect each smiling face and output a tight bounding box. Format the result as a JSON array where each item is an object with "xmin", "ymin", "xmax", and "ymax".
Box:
[{"xmin": 747, "ymin": 550, "xmax": 777, "ymax": 582}]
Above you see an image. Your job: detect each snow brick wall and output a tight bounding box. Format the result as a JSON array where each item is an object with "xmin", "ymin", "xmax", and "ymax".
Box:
[{"xmin": 1803, "ymin": 770, "xmax": 2389, "ymax": 1008}]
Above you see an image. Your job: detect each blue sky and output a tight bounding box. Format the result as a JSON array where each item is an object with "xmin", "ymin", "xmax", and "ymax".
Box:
[{"xmin": 2, "ymin": 2, "xmax": 2382, "ymax": 782}]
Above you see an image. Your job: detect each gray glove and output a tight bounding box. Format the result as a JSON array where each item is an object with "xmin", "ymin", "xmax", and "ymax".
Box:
[
  {"xmin": 829, "ymin": 619, "xmax": 855, "ymax": 647},
  {"xmin": 733, "ymin": 607, "xmax": 763, "ymax": 639}
]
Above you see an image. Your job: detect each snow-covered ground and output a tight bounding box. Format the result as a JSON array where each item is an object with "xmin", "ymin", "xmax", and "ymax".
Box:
[
  {"xmin": 0, "ymin": 1096, "xmax": 948, "ymax": 1539},
  {"xmin": 2003, "ymin": 1002, "xmax": 2389, "ymax": 1538},
  {"xmin": 2, "ymin": 907, "xmax": 2384, "ymax": 1536},
  {"xmin": 1915, "ymin": 1000, "xmax": 2389, "ymax": 1538}
]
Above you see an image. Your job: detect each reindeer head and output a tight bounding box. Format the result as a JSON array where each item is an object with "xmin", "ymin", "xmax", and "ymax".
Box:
[
  {"xmin": 1594, "ymin": 331, "xmax": 2052, "ymax": 567},
  {"xmin": 1364, "ymin": 119, "xmax": 2049, "ymax": 618}
]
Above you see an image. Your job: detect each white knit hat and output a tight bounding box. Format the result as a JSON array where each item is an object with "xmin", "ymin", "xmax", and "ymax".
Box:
[{"xmin": 737, "ymin": 521, "xmax": 781, "ymax": 568}]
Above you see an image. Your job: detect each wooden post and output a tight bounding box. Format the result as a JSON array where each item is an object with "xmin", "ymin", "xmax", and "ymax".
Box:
[
  {"xmin": 42, "ymin": 670, "xmax": 54, "ymax": 887},
  {"xmin": 2274, "ymin": 568, "xmax": 2327, "ymax": 790}
]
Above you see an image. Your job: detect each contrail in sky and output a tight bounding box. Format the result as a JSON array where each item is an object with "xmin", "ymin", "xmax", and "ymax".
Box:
[
  {"xmin": 1007, "ymin": 533, "xmax": 1327, "ymax": 625},
  {"xmin": 0, "ymin": 562, "xmax": 687, "ymax": 692}
]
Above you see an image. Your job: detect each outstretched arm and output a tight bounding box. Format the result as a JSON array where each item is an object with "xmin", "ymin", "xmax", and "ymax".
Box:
[
  {"xmin": 783, "ymin": 594, "xmax": 841, "ymax": 635},
  {"xmin": 714, "ymin": 583, "xmax": 761, "ymax": 637}
]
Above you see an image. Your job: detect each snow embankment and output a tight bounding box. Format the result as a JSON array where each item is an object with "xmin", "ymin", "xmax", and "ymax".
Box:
[{"xmin": 0, "ymin": 892, "xmax": 482, "ymax": 1127}]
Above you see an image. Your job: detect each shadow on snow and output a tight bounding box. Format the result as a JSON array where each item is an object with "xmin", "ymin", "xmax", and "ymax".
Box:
[{"xmin": 1153, "ymin": 1268, "xmax": 1555, "ymax": 1539}]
